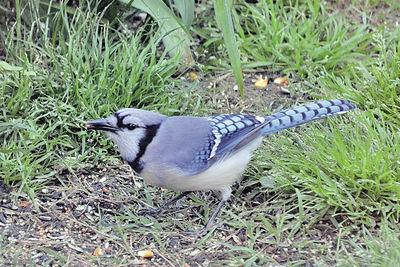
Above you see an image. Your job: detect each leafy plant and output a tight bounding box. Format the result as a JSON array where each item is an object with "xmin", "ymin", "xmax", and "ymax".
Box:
[
  {"xmin": 214, "ymin": 0, "xmax": 244, "ymax": 95},
  {"xmin": 121, "ymin": 0, "xmax": 245, "ymax": 92},
  {"xmin": 120, "ymin": 0, "xmax": 194, "ymax": 65}
]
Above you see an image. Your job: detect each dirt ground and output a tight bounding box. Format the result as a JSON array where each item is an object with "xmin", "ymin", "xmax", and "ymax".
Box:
[
  {"xmin": 0, "ymin": 74, "xmax": 324, "ymax": 266},
  {"xmin": 1, "ymin": 0, "xmax": 399, "ymax": 265},
  {"xmin": 327, "ymin": 0, "xmax": 400, "ymax": 26},
  {"xmin": 0, "ymin": 163, "xmax": 341, "ymax": 266}
]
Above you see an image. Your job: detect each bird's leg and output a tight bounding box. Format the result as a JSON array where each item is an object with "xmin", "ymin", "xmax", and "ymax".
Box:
[
  {"xmin": 138, "ymin": 191, "xmax": 192, "ymax": 216},
  {"xmin": 185, "ymin": 187, "xmax": 231, "ymax": 236}
]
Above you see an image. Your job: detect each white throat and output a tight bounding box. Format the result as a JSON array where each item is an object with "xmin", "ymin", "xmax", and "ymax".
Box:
[{"xmin": 106, "ymin": 128, "xmax": 147, "ymax": 162}]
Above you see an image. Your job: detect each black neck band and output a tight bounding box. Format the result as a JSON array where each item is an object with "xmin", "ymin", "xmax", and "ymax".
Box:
[{"xmin": 128, "ymin": 124, "xmax": 160, "ymax": 173}]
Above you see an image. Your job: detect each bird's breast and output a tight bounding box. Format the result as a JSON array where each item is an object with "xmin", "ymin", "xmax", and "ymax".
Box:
[{"xmin": 140, "ymin": 137, "xmax": 263, "ymax": 192}]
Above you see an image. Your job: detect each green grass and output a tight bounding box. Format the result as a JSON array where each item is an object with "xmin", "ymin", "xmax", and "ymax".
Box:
[
  {"xmin": 0, "ymin": 2, "xmax": 199, "ymax": 195},
  {"xmin": 238, "ymin": 0, "xmax": 370, "ymax": 75},
  {"xmin": 210, "ymin": 0, "xmax": 400, "ymax": 225},
  {"xmin": 1, "ymin": 0, "xmax": 400, "ymax": 265},
  {"xmin": 317, "ymin": 28, "xmax": 400, "ymax": 126},
  {"xmin": 263, "ymin": 114, "xmax": 400, "ymax": 221},
  {"xmin": 201, "ymin": 0, "xmax": 399, "ymax": 264},
  {"xmin": 199, "ymin": 0, "xmax": 372, "ymax": 75},
  {"xmin": 334, "ymin": 223, "xmax": 400, "ymax": 266}
]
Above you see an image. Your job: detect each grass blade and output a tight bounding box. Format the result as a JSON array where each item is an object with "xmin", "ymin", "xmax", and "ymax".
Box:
[
  {"xmin": 214, "ymin": 0, "xmax": 244, "ymax": 95},
  {"xmin": 121, "ymin": 0, "xmax": 194, "ymax": 66},
  {"xmin": 173, "ymin": 0, "xmax": 195, "ymax": 27}
]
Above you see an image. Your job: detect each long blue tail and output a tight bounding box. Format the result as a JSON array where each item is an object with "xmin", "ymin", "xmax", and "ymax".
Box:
[{"xmin": 261, "ymin": 99, "xmax": 356, "ymax": 136}]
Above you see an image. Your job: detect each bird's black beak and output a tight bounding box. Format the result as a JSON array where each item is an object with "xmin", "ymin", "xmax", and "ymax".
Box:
[{"xmin": 86, "ymin": 119, "xmax": 116, "ymax": 132}]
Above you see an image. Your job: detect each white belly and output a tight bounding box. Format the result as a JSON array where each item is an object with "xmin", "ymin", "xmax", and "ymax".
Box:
[{"xmin": 141, "ymin": 137, "xmax": 263, "ymax": 191}]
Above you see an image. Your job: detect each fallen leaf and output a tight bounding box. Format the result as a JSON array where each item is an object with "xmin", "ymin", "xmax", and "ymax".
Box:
[
  {"xmin": 137, "ymin": 249, "xmax": 154, "ymax": 258},
  {"xmin": 19, "ymin": 200, "xmax": 31, "ymax": 208},
  {"xmin": 93, "ymin": 247, "xmax": 103, "ymax": 256},
  {"xmin": 274, "ymin": 76, "xmax": 289, "ymax": 86},
  {"xmin": 187, "ymin": 71, "xmax": 198, "ymax": 81},
  {"xmin": 254, "ymin": 76, "xmax": 268, "ymax": 89}
]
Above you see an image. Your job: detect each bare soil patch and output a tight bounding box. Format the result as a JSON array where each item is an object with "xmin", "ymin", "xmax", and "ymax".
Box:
[
  {"xmin": 1, "ymin": 162, "xmax": 346, "ymax": 266},
  {"xmin": 201, "ymin": 71, "xmax": 307, "ymax": 114},
  {"xmin": 327, "ymin": 0, "xmax": 400, "ymax": 26}
]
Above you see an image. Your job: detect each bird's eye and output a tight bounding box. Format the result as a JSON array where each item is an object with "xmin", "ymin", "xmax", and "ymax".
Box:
[{"xmin": 126, "ymin": 124, "xmax": 136, "ymax": 130}]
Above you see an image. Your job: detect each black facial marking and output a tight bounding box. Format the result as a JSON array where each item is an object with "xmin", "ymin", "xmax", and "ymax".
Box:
[
  {"xmin": 115, "ymin": 113, "xmax": 129, "ymax": 128},
  {"xmin": 114, "ymin": 113, "xmax": 138, "ymax": 130},
  {"xmin": 128, "ymin": 124, "xmax": 160, "ymax": 173}
]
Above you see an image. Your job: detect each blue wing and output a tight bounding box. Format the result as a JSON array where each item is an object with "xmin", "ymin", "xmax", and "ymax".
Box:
[
  {"xmin": 189, "ymin": 99, "xmax": 356, "ymax": 174},
  {"xmin": 191, "ymin": 114, "xmax": 265, "ymax": 170}
]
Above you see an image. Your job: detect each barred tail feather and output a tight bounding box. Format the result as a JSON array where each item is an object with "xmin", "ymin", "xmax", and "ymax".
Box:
[{"xmin": 261, "ymin": 99, "xmax": 356, "ymax": 136}]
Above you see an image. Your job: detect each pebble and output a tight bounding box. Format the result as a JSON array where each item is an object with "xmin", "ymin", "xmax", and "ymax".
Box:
[
  {"xmin": 39, "ymin": 216, "xmax": 52, "ymax": 221},
  {"xmin": 41, "ymin": 188, "xmax": 49, "ymax": 194}
]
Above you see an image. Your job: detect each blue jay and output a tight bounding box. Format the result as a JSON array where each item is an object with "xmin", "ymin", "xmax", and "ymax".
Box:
[{"xmin": 86, "ymin": 99, "xmax": 355, "ymax": 234}]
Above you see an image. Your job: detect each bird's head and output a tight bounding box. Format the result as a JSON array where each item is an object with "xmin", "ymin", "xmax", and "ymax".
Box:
[{"xmin": 86, "ymin": 108, "xmax": 166, "ymax": 162}]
